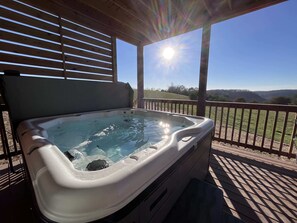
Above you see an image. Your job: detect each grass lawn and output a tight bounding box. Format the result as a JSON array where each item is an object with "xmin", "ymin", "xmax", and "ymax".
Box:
[{"xmin": 133, "ymin": 90, "xmax": 189, "ymax": 103}]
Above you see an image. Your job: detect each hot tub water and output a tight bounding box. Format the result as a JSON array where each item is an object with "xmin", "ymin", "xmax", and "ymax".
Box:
[{"xmin": 46, "ymin": 113, "xmax": 192, "ymax": 170}]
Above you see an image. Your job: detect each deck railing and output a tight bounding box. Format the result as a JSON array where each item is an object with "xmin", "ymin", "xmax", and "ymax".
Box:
[{"xmin": 143, "ymin": 98, "xmax": 297, "ymax": 159}]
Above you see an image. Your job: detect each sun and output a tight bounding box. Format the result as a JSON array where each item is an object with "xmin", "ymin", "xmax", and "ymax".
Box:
[{"xmin": 162, "ymin": 47, "xmax": 175, "ymax": 60}]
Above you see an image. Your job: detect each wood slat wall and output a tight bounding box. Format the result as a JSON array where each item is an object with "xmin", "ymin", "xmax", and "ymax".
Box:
[{"xmin": 0, "ymin": 0, "xmax": 115, "ymax": 82}]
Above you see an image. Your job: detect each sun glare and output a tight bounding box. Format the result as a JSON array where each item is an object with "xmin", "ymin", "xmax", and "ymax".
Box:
[{"xmin": 162, "ymin": 47, "xmax": 175, "ymax": 60}]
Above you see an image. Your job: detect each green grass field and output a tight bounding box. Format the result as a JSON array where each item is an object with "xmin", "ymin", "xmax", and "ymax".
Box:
[
  {"xmin": 133, "ymin": 89, "xmax": 189, "ymax": 101},
  {"xmin": 133, "ymin": 89, "xmax": 189, "ymax": 106}
]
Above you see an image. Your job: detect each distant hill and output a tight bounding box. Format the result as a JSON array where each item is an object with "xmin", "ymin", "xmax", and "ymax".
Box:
[
  {"xmin": 255, "ymin": 90, "xmax": 297, "ymax": 100},
  {"xmin": 207, "ymin": 90, "xmax": 266, "ymax": 102},
  {"xmin": 134, "ymin": 89, "xmax": 297, "ymax": 104}
]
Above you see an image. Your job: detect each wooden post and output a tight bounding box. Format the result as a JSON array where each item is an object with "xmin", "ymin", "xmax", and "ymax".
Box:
[
  {"xmin": 58, "ymin": 15, "xmax": 66, "ymax": 79},
  {"xmin": 112, "ymin": 36, "xmax": 118, "ymax": 82},
  {"xmin": 137, "ymin": 44, "xmax": 144, "ymax": 108},
  {"xmin": 197, "ymin": 24, "xmax": 211, "ymax": 116}
]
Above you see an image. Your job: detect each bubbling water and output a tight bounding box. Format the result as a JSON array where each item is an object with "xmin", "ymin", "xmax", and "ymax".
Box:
[{"xmin": 47, "ymin": 114, "xmax": 191, "ymax": 170}]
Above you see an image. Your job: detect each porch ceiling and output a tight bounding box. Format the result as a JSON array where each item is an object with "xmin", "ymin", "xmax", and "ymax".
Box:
[{"xmin": 50, "ymin": 0, "xmax": 286, "ymax": 45}]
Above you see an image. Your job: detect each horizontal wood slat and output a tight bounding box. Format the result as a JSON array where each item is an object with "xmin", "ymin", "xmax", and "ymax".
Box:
[
  {"xmin": 63, "ymin": 37, "xmax": 112, "ymax": 57},
  {"xmin": 65, "ymin": 55, "xmax": 112, "ymax": 69},
  {"xmin": 65, "ymin": 71, "xmax": 113, "ymax": 81},
  {"xmin": 0, "ymin": 64, "xmax": 63, "ymax": 77},
  {"xmin": 0, "ymin": 0, "xmax": 115, "ymax": 82},
  {"xmin": 61, "ymin": 18, "xmax": 111, "ymax": 43},
  {"xmin": 62, "ymin": 28, "xmax": 112, "ymax": 50},
  {"xmin": 0, "ymin": 7, "xmax": 59, "ymax": 34},
  {"xmin": 1, "ymin": 19, "xmax": 60, "ymax": 43},
  {"xmin": 1, "ymin": 0, "xmax": 58, "ymax": 24},
  {"xmin": 0, "ymin": 42, "xmax": 62, "ymax": 60},
  {"xmin": 0, "ymin": 53, "xmax": 63, "ymax": 68},
  {"xmin": 64, "ymin": 46, "xmax": 112, "ymax": 63},
  {"xmin": 0, "ymin": 31, "xmax": 61, "ymax": 51},
  {"xmin": 65, "ymin": 63, "xmax": 112, "ymax": 75}
]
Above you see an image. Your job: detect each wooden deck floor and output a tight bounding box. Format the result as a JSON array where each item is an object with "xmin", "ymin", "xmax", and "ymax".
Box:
[
  {"xmin": 0, "ymin": 144, "xmax": 296, "ymax": 223},
  {"xmin": 208, "ymin": 144, "xmax": 297, "ymax": 223}
]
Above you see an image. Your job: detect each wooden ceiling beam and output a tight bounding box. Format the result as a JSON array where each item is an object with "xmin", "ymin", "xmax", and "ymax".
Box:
[
  {"xmin": 227, "ymin": 0, "xmax": 233, "ymax": 10},
  {"xmin": 141, "ymin": 0, "xmax": 210, "ymax": 45},
  {"xmin": 137, "ymin": 0, "xmax": 191, "ymax": 43},
  {"xmin": 138, "ymin": 0, "xmax": 158, "ymax": 17},
  {"xmin": 79, "ymin": 0, "xmax": 150, "ymax": 41},
  {"xmin": 171, "ymin": 0, "xmax": 206, "ymax": 29},
  {"xmin": 202, "ymin": 0, "xmax": 214, "ymax": 17},
  {"xmin": 19, "ymin": 0, "xmax": 286, "ymax": 46},
  {"xmin": 111, "ymin": 0, "xmax": 150, "ymax": 27},
  {"xmin": 21, "ymin": 0, "xmax": 143, "ymax": 45},
  {"xmin": 52, "ymin": 0, "xmax": 147, "ymax": 43}
]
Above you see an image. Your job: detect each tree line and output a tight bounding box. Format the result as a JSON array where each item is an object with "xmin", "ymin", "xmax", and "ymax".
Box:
[{"xmin": 165, "ymin": 84, "xmax": 297, "ymax": 105}]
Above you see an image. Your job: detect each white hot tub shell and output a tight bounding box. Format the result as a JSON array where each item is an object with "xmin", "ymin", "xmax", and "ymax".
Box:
[{"xmin": 17, "ymin": 109, "xmax": 214, "ymax": 223}]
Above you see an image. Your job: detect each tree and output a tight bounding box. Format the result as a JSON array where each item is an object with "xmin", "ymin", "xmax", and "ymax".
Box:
[
  {"xmin": 291, "ymin": 94, "xmax": 297, "ymax": 105},
  {"xmin": 269, "ymin": 97, "xmax": 291, "ymax": 105},
  {"xmin": 189, "ymin": 92, "xmax": 198, "ymax": 100},
  {"xmin": 206, "ymin": 94, "xmax": 229, "ymax": 101},
  {"xmin": 235, "ymin": 98, "xmax": 246, "ymax": 102}
]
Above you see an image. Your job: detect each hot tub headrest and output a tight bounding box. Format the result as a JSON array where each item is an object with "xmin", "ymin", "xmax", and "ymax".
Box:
[{"xmin": 0, "ymin": 75, "xmax": 133, "ymax": 130}]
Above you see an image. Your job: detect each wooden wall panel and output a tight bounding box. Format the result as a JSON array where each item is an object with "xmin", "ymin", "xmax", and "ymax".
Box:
[
  {"xmin": 63, "ymin": 38, "xmax": 112, "ymax": 57},
  {"xmin": 0, "ymin": 0, "xmax": 116, "ymax": 82},
  {"xmin": 0, "ymin": 53, "xmax": 62, "ymax": 68},
  {"xmin": 61, "ymin": 19, "xmax": 112, "ymax": 43},
  {"xmin": 65, "ymin": 55, "xmax": 112, "ymax": 69},
  {"xmin": 62, "ymin": 29, "xmax": 112, "ymax": 50},
  {"xmin": 0, "ymin": 42, "xmax": 62, "ymax": 60},
  {"xmin": 0, "ymin": 64, "xmax": 64, "ymax": 77},
  {"xmin": 65, "ymin": 63, "xmax": 112, "ymax": 75},
  {"xmin": 1, "ymin": 0, "xmax": 59, "ymax": 24},
  {"xmin": 0, "ymin": 31, "xmax": 61, "ymax": 51},
  {"xmin": 0, "ymin": 7, "xmax": 59, "ymax": 34},
  {"xmin": 63, "ymin": 46, "xmax": 112, "ymax": 63},
  {"xmin": 1, "ymin": 21, "xmax": 60, "ymax": 43},
  {"xmin": 65, "ymin": 72, "xmax": 113, "ymax": 81}
]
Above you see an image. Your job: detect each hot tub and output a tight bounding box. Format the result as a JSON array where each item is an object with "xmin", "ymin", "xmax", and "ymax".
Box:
[{"xmin": 17, "ymin": 108, "xmax": 214, "ymax": 222}]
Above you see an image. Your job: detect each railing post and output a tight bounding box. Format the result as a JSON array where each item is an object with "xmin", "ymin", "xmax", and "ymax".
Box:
[{"xmin": 197, "ymin": 24, "xmax": 211, "ymax": 117}]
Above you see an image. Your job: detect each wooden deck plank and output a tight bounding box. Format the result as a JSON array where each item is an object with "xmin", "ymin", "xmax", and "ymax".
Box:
[
  {"xmin": 210, "ymin": 154, "xmax": 297, "ymax": 197},
  {"xmin": 208, "ymin": 143, "xmax": 297, "ymax": 223},
  {"xmin": 208, "ymin": 166, "xmax": 297, "ymax": 212},
  {"xmin": 207, "ymin": 170, "xmax": 297, "ymax": 221},
  {"xmin": 222, "ymin": 155, "xmax": 297, "ymax": 188},
  {"xmin": 210, "ymin": 155, "xmax": 297, "ymax": 199},
  {"xmin": 209, "ymin": 158, "xmax": 297, "ymax": 200}
]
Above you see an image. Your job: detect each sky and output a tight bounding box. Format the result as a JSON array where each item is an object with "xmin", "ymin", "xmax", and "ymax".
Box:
[{"xmin": 117, "ymin": 0, "xmax": 297, "ymax": 91}]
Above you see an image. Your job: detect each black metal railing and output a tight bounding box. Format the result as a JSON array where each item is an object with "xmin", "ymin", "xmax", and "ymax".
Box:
[{"xmin": 143, "ymin": 98, "xmax": 297, "ymax": 159}]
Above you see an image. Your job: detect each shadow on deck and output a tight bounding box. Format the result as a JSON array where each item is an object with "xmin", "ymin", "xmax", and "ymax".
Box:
[
  {"xmin": 208, "ymin": 144, "xmax": 297, "ymax": 223},
  {"xmin": 0, "ymin": 144, "xmax": 296, "ymax": 223},
  {"xmin": 0, "ymin": 161, "xmax": 36, "ymax": 222}
]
